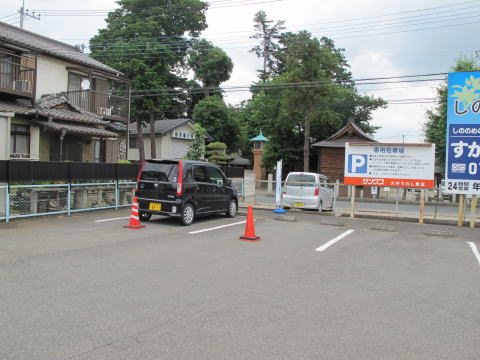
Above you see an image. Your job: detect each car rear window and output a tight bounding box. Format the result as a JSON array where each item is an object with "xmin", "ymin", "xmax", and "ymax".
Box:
[
  {"xmin": 286, "ymin": 174, "xmax": 316, "ymax": 187},
  {"xmin": 140, "ymin": 162, "xmax": 178, "ymax": 182}
]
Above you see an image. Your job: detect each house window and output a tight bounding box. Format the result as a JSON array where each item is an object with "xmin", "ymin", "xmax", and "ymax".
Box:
[
  {"xmin": 129, "ymin": 136, "xmax": 137, "ymax": 149},
  {"xmin": 10, "ymin": 124, "xmax": 30, "ymax": 155},
  {"xmin": 93, "ymin": 139, "xmax": 106, "ymax": 163},
  {"xmin": 0, "ymin": 52, "xmax": 14, "ymax": 90},
  {"xmin": 68, "ymin": 72, "xmax": 90, "ymax": 92}
]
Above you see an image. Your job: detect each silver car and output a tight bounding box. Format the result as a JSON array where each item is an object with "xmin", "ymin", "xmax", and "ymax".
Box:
[{"xmin": 281, "ymin": 172, "xmax": 334, "ymax": 211}]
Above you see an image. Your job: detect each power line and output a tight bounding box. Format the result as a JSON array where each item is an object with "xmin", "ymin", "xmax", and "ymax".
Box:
[
  {"xmin": 0, "ymin": 13, "xmax": 18, "ymax": 21},
  {"xmin": 83, "ymin": 16, "xmax": 478, "ymax": 56},
  {"xmin": 126, "ymin": 79, "xmax": 446, "ymax": 98},
  {"xmin": 30, "ymin": 0, "xmax": 480, "ymax": 44},
  {"xmin": 81, "ymin": 17, "xmax": 480, "ymax": 57},
  {"xmin": 31, "ymin": 0, "xmax": 284, "ymax": 15},
  {"xmin": 126, "ymin": 98, "xmax": 437, "ymax": 117},
  {"xmin": 86, "ymin": 6, "xmax": 480, "ymax": 48}
]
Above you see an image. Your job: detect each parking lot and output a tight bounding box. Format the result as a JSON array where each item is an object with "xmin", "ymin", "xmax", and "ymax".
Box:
[{"xmin": 1, "ymin": 209, "xmax": 479, "ymax": 360}]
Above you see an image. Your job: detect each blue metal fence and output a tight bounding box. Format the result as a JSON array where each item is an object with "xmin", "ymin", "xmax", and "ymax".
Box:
[{"xmin": 1, "ymin": 182, "xmax": 136, "ymax": 222}]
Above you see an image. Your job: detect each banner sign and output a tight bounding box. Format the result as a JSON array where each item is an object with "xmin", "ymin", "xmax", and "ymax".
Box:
[
  {"xmin": 344, "ymin": 142, "xmax": 435, "ymax": 188},
  {"xmin": 275, "ymin": 159, "xmax": 282, "ymax": 207},
  {"xmin": 445, "ymin": 72, "xmax": 480, "ymax": 194}
]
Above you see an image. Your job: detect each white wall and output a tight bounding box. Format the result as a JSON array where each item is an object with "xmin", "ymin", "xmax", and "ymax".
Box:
[
  {"xmin": 35, "ymin": 55, "xmax": 69, "ymax": 99},
  {"xmin": 0, "ymin": 113, "xmax": 12, "ymax": 160},
  {"xmin": 30, "ymin": 126, "xmax": 40, "ymax": 160},
  {"xmin": 127, "ymin": 123, "xmax": 195, "ymax": 161}
]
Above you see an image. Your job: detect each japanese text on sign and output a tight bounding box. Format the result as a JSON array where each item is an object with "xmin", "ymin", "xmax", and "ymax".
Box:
[
  {"xmin": 344, "ymin": 143, "xmax": 435, "ymax": 188},
  {"xmin": 445, "ymin": 72, "xmax": 480, "ymax": 194}
]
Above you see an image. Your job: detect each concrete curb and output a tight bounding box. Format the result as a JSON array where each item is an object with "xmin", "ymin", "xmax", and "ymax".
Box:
[{"xmin": 239, "ymin": 203, "xmax": 479, "ymax": 228}]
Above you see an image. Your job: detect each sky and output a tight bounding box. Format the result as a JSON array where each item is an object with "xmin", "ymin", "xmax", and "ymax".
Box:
[{"xmin": 2, "ymin": 0, "xmax": 479, "ymax": 143}]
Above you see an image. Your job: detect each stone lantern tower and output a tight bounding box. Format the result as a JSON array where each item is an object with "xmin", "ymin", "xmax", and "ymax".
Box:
[{"xmin": 250, "ymin": 131, "xmax": 268, "ymax": 180}]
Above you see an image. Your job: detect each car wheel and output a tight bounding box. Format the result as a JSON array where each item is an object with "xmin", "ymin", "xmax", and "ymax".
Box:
[
  {"xmin": 139, "ymin": 211, "xmax": 152, "ymax": 222},
  {"xmin": 180, "ymin": 203, "xmax": 195, "ymax": 226},
  {"xmin": 226, "ymin": 199, "xmax": 237, "ymax": 218}
]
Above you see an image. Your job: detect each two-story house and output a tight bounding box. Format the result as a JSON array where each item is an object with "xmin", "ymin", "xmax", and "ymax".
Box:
[{"xmin": 0, "ymin": 21, "xmax": 130, "ymax": 162}]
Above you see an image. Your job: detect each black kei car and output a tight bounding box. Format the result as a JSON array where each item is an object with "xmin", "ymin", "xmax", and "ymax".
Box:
[{"xmin": 135, "ymin": 160, "xmax": 238, "ymax": 226}]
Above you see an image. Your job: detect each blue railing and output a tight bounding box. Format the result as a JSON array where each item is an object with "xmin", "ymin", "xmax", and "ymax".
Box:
[{"xmin": 1, "ymin": 182, "xmax": 136, "ymax": 222}]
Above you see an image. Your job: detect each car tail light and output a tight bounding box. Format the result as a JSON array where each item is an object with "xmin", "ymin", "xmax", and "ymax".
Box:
[
  {"xmin": 282, "ymin": 191, "xmax": 286, "ymax": 196},
  {"xmin": 176, "ymin": 160, "xmax": 183, "ymax": 196},
  {"xmin": 135, "ymin": 161, "xmax": 145, "ymax": 193},
  {"xmin": 314, "ymin": 184, "xmax": 319, "ymax": 196}
]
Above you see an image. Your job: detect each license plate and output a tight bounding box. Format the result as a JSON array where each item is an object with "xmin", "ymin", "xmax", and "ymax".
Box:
[
  {"xmin": 149, "ymin": 202, "xmax": 162, "ymax": 211},
  {"xmin": 293, "ymin": 202, "xmax": 305, "ymax": 207}
]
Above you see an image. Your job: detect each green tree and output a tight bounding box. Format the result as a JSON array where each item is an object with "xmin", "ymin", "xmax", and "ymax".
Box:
[
  {"xmin": 250, "ymin": 11, "xmax": 285, "ymax": 82},
  {"xmin": 240, "ymin": 31, "xmax": 385, "ymax": 173},
  {"xmin": 185, "ymin": 123, "xmax": 207, "ymax": 160},
  {"xmin": 188, "ymin": 39, "xmax": 233, "ymax": 96},
  {"xmin": 264, "ymin": 32, "xmax": 384, "ymax": 171},
  {"xmin": 89, "ymin": 0, "xmax": 208, "ymax": 160},
  {"xmin": 192, "ymin": 96, "xmax": 241, "ymax": 152},
  {"xmin": 424, "ymin": 56, "xmax": 480, "ymax": 169},
  {"xmin": 206, "ymin": 142, "xmax": 230, "ymax": 164}
]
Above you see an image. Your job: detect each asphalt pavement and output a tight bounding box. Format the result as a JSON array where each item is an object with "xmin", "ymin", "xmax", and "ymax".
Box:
[{"xmin": 0, "ymin": 209, "xmax": 479, "ymax": 359}]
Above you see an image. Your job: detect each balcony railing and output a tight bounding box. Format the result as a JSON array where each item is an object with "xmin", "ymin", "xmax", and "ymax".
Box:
[
  {"xmin": 66, "ymin": 89, "xmax": 128, "ymax": 121},
  {"xmin": 0, "ymin": 51, "xmax": 36, "ymax": 98}
]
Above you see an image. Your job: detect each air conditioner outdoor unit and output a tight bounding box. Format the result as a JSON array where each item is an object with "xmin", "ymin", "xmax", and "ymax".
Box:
[
  {"xmin": 97, "ymin": 107, "xmax": 112, "ymax": 116},
  {"xmin": 13, "ymin": 80, "xmax": 31, "ymax": 92}
]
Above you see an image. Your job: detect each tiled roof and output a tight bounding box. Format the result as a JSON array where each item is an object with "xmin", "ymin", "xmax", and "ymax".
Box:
[
  {"xmin": 312, "ymin": 119, "xmax": 376, "ymax": 148},
  {"xmin": 130, "ymin": 119, "xmax": 193, "ymax": 135},
  {"xmin": 0, "ymin": 94, "xmax": 119, "ymax": 138},
  {"xmin": 32, "ymin": 119, "xmax": 117, "ymax": 138},
  {"xmin": 0, "ymin": 98, "xmax": 30, "ymax": 114},
  {"xmin": 0, "ymin": 21, "xmax": 121, "ymax": 76},
  {"xmin": 107, "ymin": 122, "xmax": 128, "ymax": 132},
  {"xmin": 28, "ymin": 94, "xmax": 109, "ymax": 125}
]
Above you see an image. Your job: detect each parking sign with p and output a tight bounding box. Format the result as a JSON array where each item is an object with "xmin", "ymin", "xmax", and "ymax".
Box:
[
  {"xmin": 344, "ymin": 142, "xmax": 435, "ymax": 188},
  {"xmin": 348, "ymin": 154, "xmax": 368, "ymax": 173}
]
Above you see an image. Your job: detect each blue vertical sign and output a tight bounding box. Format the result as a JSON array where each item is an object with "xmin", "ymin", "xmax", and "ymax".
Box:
[{"xmin": 445, "ymin": 72, "xmax": 480, "ymax": 194}]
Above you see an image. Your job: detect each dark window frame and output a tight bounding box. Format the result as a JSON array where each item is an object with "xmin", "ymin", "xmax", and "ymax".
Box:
[{"xmin": 10, "ymin": 123, "xmax": 30, "ymax": 155}]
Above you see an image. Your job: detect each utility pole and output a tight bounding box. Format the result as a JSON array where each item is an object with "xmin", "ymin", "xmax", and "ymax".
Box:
[
  {"xmin": 402, "ymin": 134, "xmax": 405, "ymax": 143},
  {"xmin": 18, "ymin": 0, "xmax": 40, "ymax": 29}
]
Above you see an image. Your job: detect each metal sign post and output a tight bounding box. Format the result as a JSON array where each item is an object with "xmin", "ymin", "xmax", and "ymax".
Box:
[
  {"xmin": 470, "ymin": 195, "xmax": 478, "ymax": 228},
  {"xmin": 273, "ymin": 159, "xmax": 286, "ymax": 214},
  {"xmin": 350, "ymin": 185, "xmax": 356, "ymax": 218},
  {"xmin": 458, "ymin": 194, "xmax": 465, "ymax": 227},
  {"xmin": 419, "ymin": 189, "xmax": 425, "ymax": 224}
]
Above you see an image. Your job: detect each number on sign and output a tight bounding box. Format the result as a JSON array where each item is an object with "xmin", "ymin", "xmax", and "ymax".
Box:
[{"xmin": 468, "ymin": 162, "xmax": 479, "ymax": 175}]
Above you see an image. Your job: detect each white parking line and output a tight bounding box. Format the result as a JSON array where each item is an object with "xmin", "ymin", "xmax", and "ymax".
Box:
[
  {"xmin": 315, "ymin": 229, "xmax": 355, "ymax": 252},
  {"xmin": 467, "ymin": 242, "xmax": 480, "ymax": 266},
  {"xmin": 188, "ymin": 220, "xmax": 246, "ymax": 234},
  {"xmin": 95, "ymin": 217, "xmax": 130, "ymax": 223}
]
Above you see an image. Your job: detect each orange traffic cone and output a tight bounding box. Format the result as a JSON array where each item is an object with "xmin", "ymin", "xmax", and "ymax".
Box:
[
  {"xmin": 239, "ymin": 205, "xmax": 262, "ymax": 242},
  {"xmin": 124, "ymin": 197, "xmax": 145, "ymax": 229}
]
